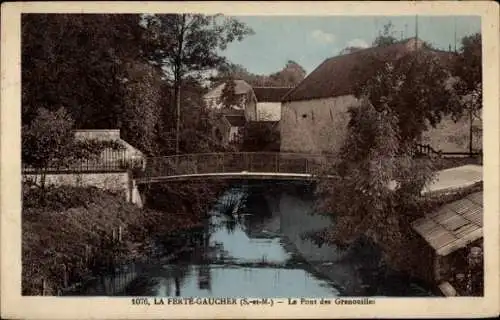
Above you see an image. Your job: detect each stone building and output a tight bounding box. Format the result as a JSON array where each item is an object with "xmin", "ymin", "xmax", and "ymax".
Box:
[{"xmin": 280, "ymin": 38, "xmax": 481, "ymax": 155}]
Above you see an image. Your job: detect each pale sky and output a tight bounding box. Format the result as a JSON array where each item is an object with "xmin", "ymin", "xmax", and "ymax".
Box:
[{"xmin": 221, "ymin": 16, "xmax": 481, "ymax": 75}]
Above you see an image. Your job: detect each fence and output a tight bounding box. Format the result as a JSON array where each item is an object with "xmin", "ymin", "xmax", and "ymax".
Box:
[
  {"xmin": 22, "ymin": 149, "xmax": 144, "ymax": 174},
  {"xmin": 413, "ymin": 144, "xmax": 482, "ymax": 158},
  {"xmin": 144, "ymin": 152, "xmax": 332, "ymax": 179}
]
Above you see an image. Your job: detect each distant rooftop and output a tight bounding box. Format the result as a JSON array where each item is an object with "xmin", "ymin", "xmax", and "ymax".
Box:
[
  {"xmin": 204, "ymin": 80, "xmax": 253, "ymax": 99},
  {"xmin": 253, "ymin": 87, "xmax": 293, "ymax": 103}
]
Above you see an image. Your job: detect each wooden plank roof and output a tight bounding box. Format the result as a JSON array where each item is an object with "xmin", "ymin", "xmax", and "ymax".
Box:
[{"xmin": 411, "ymin": 191, "xmax": 483, "ymax": 256}]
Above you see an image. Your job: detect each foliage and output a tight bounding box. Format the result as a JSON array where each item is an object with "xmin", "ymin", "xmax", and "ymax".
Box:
[
  {"xmin": 454, "ymin": 33, "xmax": 482, "ymax": 106},
  {"xmin": 372, "ymin": 22, "xmax": 399, "ymax": 47},
  {"xmin": 219, "ymin": 78, "xmax": 240, "ymax": 109},
  {"xmin": 315, "ymin": 101, "xmax": 436, "ymax": 266},
  {"xmin": 22, "ymin": 107, "xmax": 123, "ymax": 188},
  {"xmin": 120, "ymin": 61, "xmax": 163, "ymax": 155},
  {"xmin": 239, "ymin": 122, "xmax": 280, "ymax": 152},
  {"xmin": 143, "ymin": 14, "xmax": 254, "ymax": 154},
  {"xmin": 21, "ymin": 14, "xmax": 164, "ymax": 154},
  {"xmin": 453, "ymin": 33, "xmax": 482, "ymax": 154},
  {"xmin": 353, "ymin": 50, "xmax": 459, "ymax": 145},
  {"xmin": 214, "ymin": 60, "xmax": 306, "ymax": 87},
  {"xmin": 22, "ymin": 14, "xmax": 251, "ymax": 156}
]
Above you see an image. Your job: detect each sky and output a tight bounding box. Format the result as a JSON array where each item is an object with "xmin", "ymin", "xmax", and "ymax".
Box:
[{"xmin": 220, "ymin": 16, "xmax": 481, "ymax": 75}]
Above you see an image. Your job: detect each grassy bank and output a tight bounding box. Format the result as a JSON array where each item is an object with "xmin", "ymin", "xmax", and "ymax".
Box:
[{"xmin": 22, "ymin": 182, "xmax": 224, "ymax": 295}]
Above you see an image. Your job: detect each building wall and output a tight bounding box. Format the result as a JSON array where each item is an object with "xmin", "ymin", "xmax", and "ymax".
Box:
[
  {"xmin": 229, "ymin": 126, "xmax": 241, "ymax": 142},
  {"xmin": 422, "ymin": 114, "xmax": 482, "ymax": 153},
  {"xmin": 244, "ymin": 97, "xmax": 257, "ymax": 122},
  {"xmin": 281, "ymin": 96, "xmax": 480, "ymax": 155},
  {"xmin": 281, "ymin": 95, "xmax": 361, "ymax": 154},
  {"xmin": 256, "ymin": 102, "xmax": 281, "ymax": 121}
]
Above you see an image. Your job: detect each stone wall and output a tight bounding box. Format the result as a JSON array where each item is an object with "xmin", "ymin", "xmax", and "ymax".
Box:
[
  {"xmin": 23, "ymin": 171, "xmax": 138, "ymax": 203},
  {"xmin": 280, "ymin": 95, "xmax": 360, "ymax": 154},
  {"xmin": 281, "ymin": 95, "xmax": 481, "ymax": 155},
  {"xmin": 422, "ymin": 114, "xmax": 482, "ymax": 153}
]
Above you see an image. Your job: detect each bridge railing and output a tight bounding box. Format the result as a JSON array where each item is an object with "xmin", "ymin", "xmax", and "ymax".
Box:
[{"xmin": 143, "ymin": 152, "xmax": 332, "ymax": 180}]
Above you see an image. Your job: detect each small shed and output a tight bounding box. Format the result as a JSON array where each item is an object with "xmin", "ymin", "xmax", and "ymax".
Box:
[{"xmin": 411, "ymin": 191, "xmax": 483, "ymax": 296}]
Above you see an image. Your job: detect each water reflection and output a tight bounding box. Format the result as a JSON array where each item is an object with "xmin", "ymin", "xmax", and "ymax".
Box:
[
  {"xmin": 119, "ymin": 186, "xmax": 341, "ymax": 297},
  {"xmin": 72, "ymin": 184, "xmax": 433, "ymax": 297}
]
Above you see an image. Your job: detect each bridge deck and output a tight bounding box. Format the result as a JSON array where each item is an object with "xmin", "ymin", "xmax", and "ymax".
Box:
[{"xmin": 137, "ymin": 150, "xmax": 483, "ymax": 196}]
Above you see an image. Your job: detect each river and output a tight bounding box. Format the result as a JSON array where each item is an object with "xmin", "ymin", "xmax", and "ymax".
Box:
[{"xmin": 69, "ymin": 182, "xmax": 436, "ymax": 297}]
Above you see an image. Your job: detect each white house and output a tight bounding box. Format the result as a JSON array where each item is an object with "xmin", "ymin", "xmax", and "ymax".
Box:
[{"xmin": 204, "ymin": 80, "xmax": 291, "ymax": 146}]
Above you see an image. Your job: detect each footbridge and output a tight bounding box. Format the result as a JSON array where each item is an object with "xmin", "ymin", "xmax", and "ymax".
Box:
[{"xmin": 136, "ymin": 152, "xmax": 332, "ymax": 184}]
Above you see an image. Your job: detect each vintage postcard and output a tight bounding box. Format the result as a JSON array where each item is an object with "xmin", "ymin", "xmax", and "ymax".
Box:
[{"xmin": 1, "ymin": 1, "xmax": 499, "ymax": 319}]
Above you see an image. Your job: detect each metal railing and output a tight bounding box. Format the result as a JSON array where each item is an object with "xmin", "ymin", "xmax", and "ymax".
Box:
[
  {"xmin": 414, "ymin": 144, "xmax": 442, "ymax": 158},
  {"xmin": 22, "ymin": 149, "xmax": 143, "ymax": 173},
  {"xmin": 143, "ymin": 152, "xmax": 333, "ymax": 180}
]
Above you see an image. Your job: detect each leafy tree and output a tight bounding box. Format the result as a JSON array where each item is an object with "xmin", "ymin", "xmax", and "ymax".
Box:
[
  {"xmin": 316, "ymin": 25, "xmax": 462, "ymax": 272},
  {"xmin": 21, "ymin": 14, "xmax": 163, "ymax": 154},
  {"xmin": 239, "ymin": 122, "xmax": 280, "ymax": 152},
  {"xmin": 213, "ymin": 60, "xmax": 306, "ymax": 88},
  {"xmin": 120, "ymin": 61, "xmax": 163, "ymax": 155},
  {"xmin": 143, "ymin": 14, "xmax": 254, "ymax": 154},
  {"xmin": 268, "ymin": 60, "xmax": 307, "ymax": 87},
  {"xmin": 454, "ymin": 33, "xmax": 482, "ymax": 153},
  {"xmin": 219, "ymin": 79, "xmax": 239, "ymax": 109},
  {"xmin": 315, "ymin": 101, "xmax": 435, "ymax": 268},
  {"xmin": 353, "ymin": 50, "xmax": 459, "ymax": 145},
  {"xmin": 372, "ymin": 22, "xmax": 399, "ymax": 47},
  {"xmin": 22, "ymin": 107, "xmax": 123, "ymax": 191}
]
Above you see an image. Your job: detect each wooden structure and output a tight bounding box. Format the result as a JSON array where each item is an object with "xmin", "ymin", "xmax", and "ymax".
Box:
[{"xmin": 411, "ymin": 191, "xmax": 483, "ymax": 296}]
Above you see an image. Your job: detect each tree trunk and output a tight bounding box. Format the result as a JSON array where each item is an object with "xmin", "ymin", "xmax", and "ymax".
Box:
[{"xmin": 175, "ymin": 83, "xmax": 181, "ymax": 155}]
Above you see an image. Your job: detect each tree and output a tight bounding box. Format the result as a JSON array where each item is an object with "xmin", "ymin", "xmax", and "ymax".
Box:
[
  {"xmin": 213, "ymin": 60, "xmax": 306, "ymax": 88},
  {"xmin": 21, "ymin": 14, "xmax": 163, "ymax": 154},
  {"xmin": 353, "ymin": 50, "xmax": 459, "ymax": 145},
  {"xmin": 454, "ymin": 33, "xmax": 482, "ymax": 154},
  {"xmin": 143, "ymin": 14, "xmax": 254, "ymax": 155},
  {"xmin": 268, "ymin": 60, "xmax": 307, "ymax": 87},
  {"xmin": 372, "ymin": 22, "xmax": 399, "ymax": 47},
  {"xmin": 316, "ymin": 26, "xmax": 462, "ymax": 272},
  {"xmin": 315, "ymin": 101, "xmax": 435, "ymax": 268},
  {"xmin": 219, "ymin": 79, "xmax": 239, "ymax": 109},
  {"xmin": 239, "ymin": 121, "xmax": 280, "ymax": 152},
  {"xmin": 22, "ymin": 108, "xmax": 123, "ymax": 191}
]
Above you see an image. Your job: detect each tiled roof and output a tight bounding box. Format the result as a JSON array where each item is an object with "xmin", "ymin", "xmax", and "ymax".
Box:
[
  {"xmin": 253, "ymin": 87, "xmax": 293, "ymax": 102},
  {"xmin": 411, "ymin": 191, "xmax": 483, "ymax": 256},
  {"xmin": 204, "ymin": 80, "xmax": 253, "ymax": 99},
  {"xmin": 282, "ymin": 38, "xmax": 457, "ymax": 102},
  {"xmin": 225, "ymin": 115, "xmax": 246, "ymax": 127}
]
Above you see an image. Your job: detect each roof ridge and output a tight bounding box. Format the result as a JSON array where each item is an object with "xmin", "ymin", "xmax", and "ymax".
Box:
[{"xmin": 281, "ymin": 56, "xmax": 335, "ymax": 102}]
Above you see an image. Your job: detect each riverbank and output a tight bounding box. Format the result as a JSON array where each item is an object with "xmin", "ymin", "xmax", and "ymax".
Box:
[{"xmin": 22, "ymin": 182, "xmax": 224, "ymax": 295}]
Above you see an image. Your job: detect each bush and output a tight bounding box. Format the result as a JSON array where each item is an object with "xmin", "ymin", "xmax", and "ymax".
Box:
[{"xmin": 23, "ymin": 184, "xmax": 114, "ymax": 211}]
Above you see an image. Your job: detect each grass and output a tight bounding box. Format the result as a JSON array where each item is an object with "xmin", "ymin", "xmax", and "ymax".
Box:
[{"xmin": 22, "ymin": 183, "xmax": 222, "ymax": 296}]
